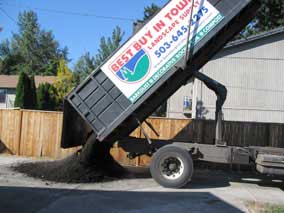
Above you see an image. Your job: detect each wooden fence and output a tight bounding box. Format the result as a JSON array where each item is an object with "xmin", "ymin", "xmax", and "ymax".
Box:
[
  {"xmin": 183, "ymin": 120, "xmax": 284, "ymax": 148},
  {"xmin": 0, "ymin": 109, "xmax": 79, "ymax": 159},
  {"xmin": 110, "ymin": 118, "xmax": 192, "ymax": 167},
  {"xmin": 0, "ymin": 109, "xmax": 283, "ymax": 167},
  {"xmin": 0, "ymin": 109, "xmax": 192, "ymax": 166}
]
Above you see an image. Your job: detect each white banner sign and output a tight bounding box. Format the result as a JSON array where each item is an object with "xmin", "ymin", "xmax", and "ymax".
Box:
[{"xmin": 101, "ymin": 0, "xmax": 223, "ymax": 103}]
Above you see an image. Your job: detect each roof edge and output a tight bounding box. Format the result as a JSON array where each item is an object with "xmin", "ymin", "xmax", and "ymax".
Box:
[{"xmin": 225, "ymin": 26, "xmax": 284, "ymax": 48}]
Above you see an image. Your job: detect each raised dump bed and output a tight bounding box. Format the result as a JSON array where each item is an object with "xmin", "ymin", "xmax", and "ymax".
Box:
[{"xmin": 62, "ymin": 0, "xmax": 260, "ymax": 148}]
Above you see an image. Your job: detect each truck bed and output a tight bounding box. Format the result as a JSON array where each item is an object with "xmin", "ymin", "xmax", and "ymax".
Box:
[{"xmin": 61, "ymin": 0, "xmax": 260, "ymax": 148}]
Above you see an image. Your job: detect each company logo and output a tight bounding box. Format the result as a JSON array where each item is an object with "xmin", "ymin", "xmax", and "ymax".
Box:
[{"xmin": 114, "ymin": 49, "xmax": 150, "ymax": 83}]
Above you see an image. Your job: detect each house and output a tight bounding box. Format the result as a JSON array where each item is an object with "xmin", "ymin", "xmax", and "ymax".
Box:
[
  {"xmin": 0, "ymin": 75, "xmax": 57, "ymax": 109},
  {"xmin": 167, "ymin": 27, "xmax": 284, "ymax": 123}
]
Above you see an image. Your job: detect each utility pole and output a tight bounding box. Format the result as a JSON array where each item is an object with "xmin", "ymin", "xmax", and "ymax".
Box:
[{"xmin": 184, "ymin": 0, "xmax": 195, "ymax": 69}]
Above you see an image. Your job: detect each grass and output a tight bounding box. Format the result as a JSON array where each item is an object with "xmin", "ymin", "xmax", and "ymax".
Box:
[
  {"xmin": 247, "ymin": 201, "xmax": 284, "ymax": 213},
  {"xmin": 265, "ymin": 205, "xmax": 284, "ymax": 213}
]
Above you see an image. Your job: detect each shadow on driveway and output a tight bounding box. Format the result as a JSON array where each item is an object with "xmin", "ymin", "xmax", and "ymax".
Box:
[
  {"xmin": 126, "ymin": 166, "xmax": 284, "ymax": 190},
  {"xmin": 0, "ymin": 186, "xmax": 243, "ymax": 213}
]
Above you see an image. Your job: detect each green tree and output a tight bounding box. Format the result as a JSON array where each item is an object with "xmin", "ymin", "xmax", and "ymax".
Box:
[
  {"xmin": 235, "ymin": 1, "xmax": 284, "ymax": 39},
  {"xmin": 94, "ymin": 26, "xmax": 124, "ymax": 68},
  {"xmin": 14, "ymin": 71, "xmax": 37, "ymax": 109},
  {"xmin": 53, "ymin": 59, "xmax": 76, "ymax": 109},
  {"xmin": 29, "ymin": 75, "xmax": 37, "ymax": 109},
  {"xmin": 37, "ymin": 83, "xmax": 57, "ymax": 111},
  {"xmin": 255, "ymin": 0, "xmax": 284, "ymax": 31},
  {"xmin": 73, "ymin": 52, "xmax": 95, "ymax": 83},
  {"xmin": 143, "ymin": 3, "xmax": 160, "ymax": 21},
  {"xmin": 0, "ymin": 40, "xmax": 22, "ymax": 75},
  {"xmin": 74, "ymin": 26, "xmax": 124, "ymax": 84},
  {"xmin": 0, "ymin": 11, "xmax": 68, "ymax": 75},
  {"xmin": 14, "ymin": 71, "xmax": 27, "ymax": 108}
]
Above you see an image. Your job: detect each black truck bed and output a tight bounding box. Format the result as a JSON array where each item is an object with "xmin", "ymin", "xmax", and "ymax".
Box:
[{"xmin": 61, "ymin": 0, "xmax": 260, "ymax": 148}]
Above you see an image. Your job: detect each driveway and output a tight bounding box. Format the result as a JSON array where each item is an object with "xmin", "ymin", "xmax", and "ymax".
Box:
[{"xmin": 0, "ymin": 155, "xmax": 283, "ymax": 213}]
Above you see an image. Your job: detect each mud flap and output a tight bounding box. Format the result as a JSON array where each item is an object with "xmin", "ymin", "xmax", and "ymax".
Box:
[{"xmin": 61, "ymin": 99, "xmax": 93, "ymax": 148}]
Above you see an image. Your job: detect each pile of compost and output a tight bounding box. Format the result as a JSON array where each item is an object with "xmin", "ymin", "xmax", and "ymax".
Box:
[
  {"xmin": 13, "ymin": 154, "xmax": 126, "ymax": 183},
  {"xmin": 13, "ymin": 135, "xmax": 127, "ymax": 183}
]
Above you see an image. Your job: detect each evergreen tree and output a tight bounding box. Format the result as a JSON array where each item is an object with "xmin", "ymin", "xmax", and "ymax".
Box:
[
  {"xmin": 143, "ymin": 3, "xmax": 160, "ymax": 21},
  {"xmin": 94, "ymin": 26, "xmax": 124, "ymax": 68},
  {"xmin": 14, "ymin": 71, "xmax": 30, "ymax": 109},
  {"xmin": 0, "ymin": 40, "xmax": 22, "ymax": 75},
  {"xmin": 37, "ymin": 83, "xmax": 57, "ymax": 111},
  {"xmin": 73, "ymin": 52, "xmax": 95, "ymax": 83},
  {"xmin": 255, "ymin": 0, "xmax": 284, "ymax": 31},
  {"xmin": 235, "ymin": 0, "xmax": 284, "ymax": 38},
  {"xmin": 14, "ymin": 71, "xmax": 37, "ymax": 109},
  {"xmin": 74, "ymin": 27, "xmax": 124, "ymax": 84},
  {"xmin": 14, "ymin": 71, "xmax": 26, "ymax": 108},
  {"xmin": 0, "ymin": 11, "xmax": 68, "ymax": 75},
  {"xmin": 29, "ymin": 75, "xmax": 37, "ymax": 109}
]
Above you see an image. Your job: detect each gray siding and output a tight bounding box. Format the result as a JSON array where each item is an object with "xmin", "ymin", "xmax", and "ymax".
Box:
[
  {"xmin": 167, "ymin": 83, "xmax": 193, "ymax": 119},
  {"xmin": 167, "ymin": 31, "xmax": 284, "ymax": 123}
]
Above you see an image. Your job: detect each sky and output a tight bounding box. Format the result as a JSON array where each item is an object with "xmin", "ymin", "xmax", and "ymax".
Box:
[{"xmin": 0, "ymin": 0, "xmax": 168, "ymax": 67}]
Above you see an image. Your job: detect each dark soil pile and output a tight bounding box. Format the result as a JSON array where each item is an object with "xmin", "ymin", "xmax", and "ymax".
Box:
[
  {"xmin": 13, "ymin": 134, "xmax": 128, "ymax": 183},
  {"xmin": 13, "ymin": 152, "xmax": 127, "ymax": 183}
]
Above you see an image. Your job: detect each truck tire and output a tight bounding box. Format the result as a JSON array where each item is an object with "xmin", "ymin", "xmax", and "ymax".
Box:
[{"xmin": 150, "ymin": 145, "xmax": 194, "ymax": 188}]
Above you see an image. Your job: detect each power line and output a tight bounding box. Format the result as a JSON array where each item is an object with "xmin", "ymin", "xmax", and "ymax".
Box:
[
  {"xmin": 2, "ymin": 1, "xmax": 135, "ymax": 22},
  {"xmin": 225, "ymin": 56, "xmax": 284, "ymax": 61},
  {"xmin": 0, "ymin": 7, "xmax": 17, "ymax": 24}
]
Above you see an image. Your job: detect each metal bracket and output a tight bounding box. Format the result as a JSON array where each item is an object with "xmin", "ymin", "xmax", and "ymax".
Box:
[
  {"xmin": 144, "ymin": 120, "xmax": 160, "ymax": 137},
  {"xmin": 135, "ymin": 118, "xmax": 153, "ymax": 145}
]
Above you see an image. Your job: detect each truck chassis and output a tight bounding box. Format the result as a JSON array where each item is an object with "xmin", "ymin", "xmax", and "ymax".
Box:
[{"xmin": 118, "ymin": 137, "xmax": 284, "ymax": 188}]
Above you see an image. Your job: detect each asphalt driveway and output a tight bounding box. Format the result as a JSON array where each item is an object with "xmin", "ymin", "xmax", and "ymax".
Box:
[{"xmin": 0, "ymin": 155, "xmax": 283, "ymax": 213}]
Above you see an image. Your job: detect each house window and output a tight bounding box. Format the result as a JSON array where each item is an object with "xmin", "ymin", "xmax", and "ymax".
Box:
[
  {"xmin": 183, "ymin": 96, "xmax": 192, "ymax": 118},
  {"xmin": 183, "ymin": 96, "xmax": 192, "ymax": 112},
  {"xmin": 0, "ymin": 89, "xmax": 6, "ymax": 104}
]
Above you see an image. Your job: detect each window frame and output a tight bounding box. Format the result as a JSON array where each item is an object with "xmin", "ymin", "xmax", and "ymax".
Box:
[{"xmin": 0, "ymin": 88, "xmax": 7, "ymax": 104}]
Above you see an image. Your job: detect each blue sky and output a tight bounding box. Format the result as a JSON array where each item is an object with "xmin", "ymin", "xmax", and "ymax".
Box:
[{"xmin": 0, "ymin": 0, "xmax": 168, "ymax": 67}]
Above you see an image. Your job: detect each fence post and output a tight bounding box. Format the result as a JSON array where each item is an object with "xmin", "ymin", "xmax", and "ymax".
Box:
[{"xmin": 17, "ymin": 110, "xmax": 23, "ymax": 155}]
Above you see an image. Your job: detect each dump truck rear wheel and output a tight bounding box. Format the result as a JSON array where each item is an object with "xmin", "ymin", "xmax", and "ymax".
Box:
[{"xmin": 150, "ymin": 145, "xmax": 193, "ymax": 188}]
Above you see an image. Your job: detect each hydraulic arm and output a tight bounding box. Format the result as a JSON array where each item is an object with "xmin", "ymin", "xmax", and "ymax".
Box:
[{"xmin": 193, "ymin": 71, "xmax": 227, "ymax": 146}]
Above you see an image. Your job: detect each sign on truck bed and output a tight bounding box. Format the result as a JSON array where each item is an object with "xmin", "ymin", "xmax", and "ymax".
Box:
[
  {"xmin": 101, "ymin": 0, "xmax": 223, "ymax": 103},
  {"xmin": 61, "ymin": 0, "xmax": 260, "ymax": 148}
]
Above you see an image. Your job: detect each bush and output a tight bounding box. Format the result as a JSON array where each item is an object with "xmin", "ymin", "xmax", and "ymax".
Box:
[
  {"xmin": 37, "ymin": 83, "xmax": 57, "ymax": 111},
  {"xmin": 14, "ymin": 71, "xmax": 37, "ymax": 109}
]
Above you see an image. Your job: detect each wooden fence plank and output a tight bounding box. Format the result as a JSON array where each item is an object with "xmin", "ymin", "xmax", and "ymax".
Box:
[
  {"xmin": 269, "ymin": 124, "xmax": 284, "ymax": 148},
  {"xmin": 0, "ymin": 109, "xmax": 22, "ymax": 155},
  {"xmin": 19, "ymin": 110, "xmax": 80, "ymax": 158}
]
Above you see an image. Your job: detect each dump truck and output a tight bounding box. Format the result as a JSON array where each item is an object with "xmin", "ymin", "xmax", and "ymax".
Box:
[{"xmin": 61, "ymin": 0, "xmax": 284, "ymax": 188}]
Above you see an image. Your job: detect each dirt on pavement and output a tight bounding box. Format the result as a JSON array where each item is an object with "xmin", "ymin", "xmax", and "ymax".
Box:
[
  {"xmin": 12, "ymin": 152, "xmax": 256, "ymax": 184},
  {"xmin": 13, "ymin": 152, "xmax": 127, "ymax": 183}
]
